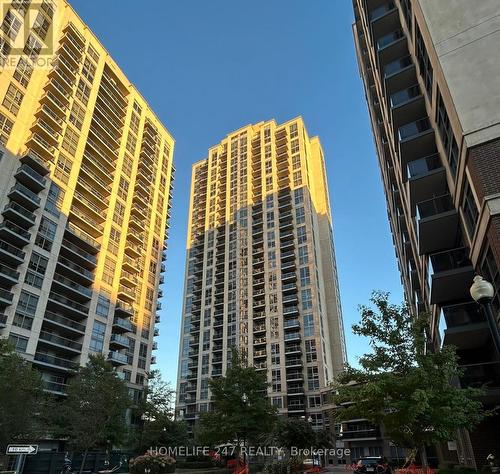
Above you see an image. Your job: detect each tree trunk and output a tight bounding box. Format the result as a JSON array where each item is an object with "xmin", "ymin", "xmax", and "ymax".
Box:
[
  {"xmin": 419, "ymin": 445, "xmax": 428, "ymax": 472},
  {"xmin": 79, "ymin": 449, "xmax": 88, "ymax": 474}
]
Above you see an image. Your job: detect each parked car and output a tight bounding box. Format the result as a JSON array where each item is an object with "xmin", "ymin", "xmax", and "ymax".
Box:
[{"xmin": 354, "ymin": 457, "xmax": 382, "ymax": 474}]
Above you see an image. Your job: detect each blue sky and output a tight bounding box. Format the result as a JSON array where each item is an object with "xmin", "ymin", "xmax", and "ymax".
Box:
[{"xmin": 70, "ymin": 0, "xmax": 404, "ymax": 385}]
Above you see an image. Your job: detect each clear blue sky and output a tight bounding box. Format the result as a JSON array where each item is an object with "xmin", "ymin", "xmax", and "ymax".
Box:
[{"xmin": 70, "ymin": 0, "xmax": 404, "ymax": 385}]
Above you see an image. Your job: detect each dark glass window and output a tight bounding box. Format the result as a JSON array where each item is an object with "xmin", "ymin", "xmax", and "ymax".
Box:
[
  {"xmin": 461, "ymin": 179, "xmax": 479, "ymax": 239},
  {"xmin": 436, "ymin": 88, "xmax": 459, "ymax": 176},
  {"xmin": 415, "ymin": 24, "xmax": 433, "ymax": 99}
]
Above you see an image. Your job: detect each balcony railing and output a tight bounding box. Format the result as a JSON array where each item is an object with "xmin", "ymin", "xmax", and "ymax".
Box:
[
  {"xmin": 44, "ymin": 311, "xmax": 86, "ymax": 333},
  {"xmin": 34, "ymin": 352, "xmax": 78, "ymax": 370},
  {"xmin": 371, "ymin": 2, "xmax": 396, "ymax": 21},
  {"xmin": 390, "ymin": 84, "xmax": 421, "ymax": 108},
  {"xmin": 39, "ymin": 330, "xmax": 82, "ymax": 351},
  {"xmin": 378, "ymin": 28, "xmax": 404, "ymax": 50},
  {"xmin": 460, "ymin": 361, "xmax": 500, "ymax": 389},
  {"xmin": 384, "ymin": 55, "xmax": 413, "ymax": 78},
  {"xmin": 48, "ymin": 292, "xmax": 89, "ymax": 316},
  {"xmin": 3, "ymin": 201, "xmax": 36, "ymax": 224},
  {"xmin": 430, "ymin": 247, "xmax": 471, "ymax": 273},
  {"xmin": 442, "ymin": 302, "xmax": 484, "ymax": 328},
  {"xmin": 417, "ymin": 194, "xmax": 454, "ymax": 220},
  {"xmin": 407, "ymin": 153, "xmax": 442, "ymax": 179},
  {"xmin": 399, "ymin": 118, "xmax": 432, "ymax": 141}
]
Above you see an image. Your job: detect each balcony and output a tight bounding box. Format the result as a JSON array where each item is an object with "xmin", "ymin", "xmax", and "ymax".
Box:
[
  {"xmin": 254, "ymin": 349, "xmax": 267, "ymax": 358},
  {"xmin": 0, "ymin": 288, "xmax": 14, "ymax": 307},
  {"xmin": 125, "ymin": 242, "xmax": 142, "ymax": 258},
  {"xmin": 0, "ymin": 263, "xmax": 19, "ymax": 286},
  {"xmin": 52, "ymin": 273, "xmax": 92, "ymax": 301},
  {"xmin": 417, "ymin": 194, "xmax": 459, "ymax": 255},
  {"xmin": 56, "ymin": 256, "xmax": 94, "ymax": 285},
  {"xmin": 14, "ymin": 164, "xmax": 46, "ymax": 192},
  {"xmin": 118, "ymin": 284, "xmax": 136, "ymax": 302},
  {"xmin": 108, "ymin": 351, "xmax": 128, "ymax": 366},
  {"xmin": 44, "ymin": 311, "xmax": 86, "ymax": 336},
  {"xmin": 115, "ymin": 302, "xmax": 134, "ymax": 318},
  {"xmin": 282, "ymin": 272, "xmax": 297, "ymax": 282},
  {"xmin": 287, "ymin": 403, "xmax": 306, "ymax": 413},
  {"xmin": 459, "ymin": 361, "xmax": 500, "ymax": 402},
  {"xmin": 340, "ymin": 428, "xmax": 381, "ymax": 441},
  {"xmin": 20, "ymin": 152, "xmax": 49, "ymax": 176},
  {"xmin": 65, "ymin": 222, "xmax": 100, "ymax": 254},
  {"xmin": 390, "ymin": 84, "xmax": 425, "ymax": 130},
  {"xmin": 285, "ymin": 357, "xmax": 302, "ymax": 367},
  {"xmin": 0, "ymin": 220, "xmax": 31, "ymax": 246},
  {"xmin": 285, "ymin": 344, "xmax": 301, "ymax": 355},
  {"xmin": 110, "ymin": 333, "xmax": 130, "ymax": 349},
  {"xmin": 286, "ymin": 371, "xmax": 303, "ymax": 382},
  {"xmin": 377, "ymin": 29, "xmax": 406, "ymax": 66},
  {"xmin": 283, "ymin": 306, "xmax": 299, "ymax": 317},
  {"xmin": 61, "ymin": 239, "xmax": 97, "ymax": 269},
  {"xmin": 47, "ymin": 292, "xmax": 89, "ymax": 319},
  {"xmin": 42, "ymin": 380, "xmax": 68, "ymax": 396},
  {"xmin": 69, "ymin": 207, "xmax": 104, "ymax": 238},
  {"xmin": 442, "ymin": 302, "xmax": 489, "ymax": 350},
  {"xmin": 284, "ymin": 332, "xmax": 301, "ymax": 342},
  {"xmin": 0, "ymin": 239, "xmax": 25, "ymax": 266},
  {"xmin": 384, "ymin": 55, "xmax": 416, "ymax": 95},
  {"xmin": 282, "ymin": 282, "xmax": 297, "ymax": 294},
  {"xmin": 284, "ymin": 319, "xmax": 300, "ymax": 330},
  {"xmin": 2, "ymin": 201, "xmax": 36, "ymax": 228},
  {"xmin": 113, "ymin": 316, "xmax": 134, "ymax": 333},
  {"xmin": 8, "ymin": 183, "xmax": 41, "ymax": 210},
  {"xmin": 407, "ymin": 154, "xmax": 446, "ymax": 212},
  {"xmin": 34, "ymin": 352, "xmax": 78, "ymax": 372},
  {"xmin": 39, "ymin": 330, "xmax": 82, "ymax": 353},
  {"xmin": 429, "ymin": 247, "xmax": 474, "ymax": 304},
  {"xmin": 398, "ymin": 118, "xmax": 435, "ymax": 165}
]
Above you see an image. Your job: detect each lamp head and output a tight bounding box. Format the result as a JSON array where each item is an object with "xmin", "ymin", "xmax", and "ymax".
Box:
[{"xmin": 470, "ymin": 275, "xmax": 495, "ymax": 302}]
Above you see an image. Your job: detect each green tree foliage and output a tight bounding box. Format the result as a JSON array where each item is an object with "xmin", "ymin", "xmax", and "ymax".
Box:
[
  {"xmin": 56, "ymin": 354, "xmax": 130, "ymax": 472},
  {"xmin": 332, "ymin": 292, "xmax": 485, "ymax": 466},
  {"xmin": 0, "ymin": 340, "xmax": 45, "ymax": 451},
  {"xmin": 198, "ymin": 349, "xmax": 277, "ymax": 447},
  {"xmin": 135, "ymin": 370, "xmax": 189, "ymax": 453},
  {"xmin": 272, "ymin": 417, "xmax": 316, "ymax": 450}
]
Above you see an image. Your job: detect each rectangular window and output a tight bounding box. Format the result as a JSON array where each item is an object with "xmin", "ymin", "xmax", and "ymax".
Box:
[
  {"xmin": 462, "ymin": 178, "xmax": 479, "ymax": 239},
  {"xmin": 62, "ymin": 127, "xmax": 80, "ymax": 156},
  {"xmin": 301, "ymin": 288, "xmax": 312, "ymax": 310},
  {"xmin": 82, "ymin": 58, "xmax": 96, "ymax": 83},
  {"xmin": 304, "ymin": 314, "xmax": 314, "ymax": 337},
  {"xmin": 300, "ymin": 267, "xmax": 311, "ymax": 286},
  {"xmin": 23, "ymin": 34, "xmax": 42, "ymax": 59},
  {"xmin": 2, "ymin": 83, "xmax": 24, "ymax": 116},
  {"xmin": 35, "ymin": 216, "xmax": 57, "ymax": 251},
  {"xmin": 1, "ymin": 10, "xmax": 21, "ymax": 39},
  {"xmin": 13, "ymin": 291, "xmax": 39, "ymax": 330},
  {"xmin": 76, "ymin": 79, "xmax": 91, "ymax": 105},
  {"xmin": 32, "ymin": 11, "xmax": 51, "ymax": 39},
  {"xmin": 0, "ymin": 112, "xmax": 13, "ymax": 144},
  {"xmin": 296, "ymin": 206, "xmax": 305, "ymax": 225},
  {"xmin": 272, "ymin": 369, "xmax": 281, "ymax": 392},
  {"xmin": 9, "ymin": 333, "xmax": 28, "ymax": 352},
  {"xmin": 305, "ymin": 339, "xmax": 317, "ymax": 363},
  {"xmin": 89, "ymin": 320, "xmax": 106, "ymax": 352},
  {"xmin": 307, "ymin": 366, "xmax": 319, "ymax": 391},
  {"xmin": 436, "ymin": 88, "xmax": 459, "ymax": 176},
  {"xmin": 272, "ymin": 397, "xmax": 283, "ymax": 408},
  {"xmin": 415, "ymin": 24, "xmax": 433, "ymax": 99},
  {"xmin": 69, "ymin": 102, "xmax": 85, "ymax": 130},
  {"xmin": 298, "ymin": 246, "xmax": 309, "ymax": 265},
  {"xmin": 96, "ymin": 294, "xmax": 111, "ymax": 318},
  {"xmin": 25, "ymin": 252, "xmax": 49, "ymax": 289},
  {"xmin": 13, "ymin": 57, "xmax": 34, "ymax": 88},
  {"xmin": 297, "ymin": 226, "xmax": 307, "ymax": 244}
]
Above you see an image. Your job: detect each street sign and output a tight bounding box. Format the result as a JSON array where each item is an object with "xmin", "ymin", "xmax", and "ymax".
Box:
[{"xmin": 6, "ymin": 445, "xmax": 38, "ymax": 455}]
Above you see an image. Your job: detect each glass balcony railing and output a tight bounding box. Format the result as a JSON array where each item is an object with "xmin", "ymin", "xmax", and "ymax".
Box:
[
  {"xmin": 9, "ymin": 183, "xmax": 41, "ymax": 205},
  {"xmin": 3, "ymin": 201, "xmax": 36, "ymax": 223},
  {"xmin": 398, "ymin": 117, "xmax": 432, "ymax": 141},
  {"xmin": 442, "ymin": 302, "xmax": 484, "ymax": 328},
  {"xmin": 44, "ymin": 311, "xmax": 86, "ymax": 333},
  {"xmin": 390, "ymin": 84, "xmax": 421, "ymax": 108},
  {"xmin": 57, "ymin": 256, "xmax": 94, "ymax": 281},
  {"xmin": 384, "ymin": 55, "xmax": 413, "ymax": 78},
  {"xmin": 53, "ymin": 273, "xmax": 92, "ymax": 298},
  {"xmin": 417, "ymin": 194, "xmax": 454, "ymax": 220},
  {"xmin": 34, "ymin": 352, "xmax": 78, "ymax": 370},
  {"xmin": 429, "ymin": 247, "xmax": 471, "ymax": 274},
  {"xmin": 16, "ymin": 164, "xmax": 46, "ymax": 186},
  {"xmin": 39, "ymin": 330, "xmax": 82, "ymax": 351},
  {"xmin": 377, "ymin": 29, "xmax": 404, "ymax": 50},
  {"xmin": 407, "ymin": 153, "xmax": 442, "ymax": 179},
  {"xmin": 0, "ymin": 220, "xmax": 31, "ymax": 241},
  {"xmin": 0, "ymin": 239, "xmax": 25, "ymax": 259},
  {"xmin": 370, "ymin": 2, "xmax": 396, "ymax": 21}
]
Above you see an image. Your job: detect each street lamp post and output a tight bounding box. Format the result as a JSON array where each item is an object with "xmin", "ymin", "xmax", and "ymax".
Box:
[{"xmin": 470, "ymin": 275, "xmax": 500, "ymax": 357}]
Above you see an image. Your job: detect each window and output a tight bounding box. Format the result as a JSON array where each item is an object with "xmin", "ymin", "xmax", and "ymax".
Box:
[
  {"xmin": 82, "ymin": 58, "xmax": 96, "ymax": 82},
  {"xmin": 35, "ymin": 216, "xmax": 57, "ymax": 251},
  {"xmin": 462, "ymin": 178, "xmax": 479, "ymax": 239},
  {"xmin": 23, "ymin": 34, "xmax": 42, "ymax": 59},
  {"xmin": 69, "ymin": 102, "xmax": 85, "ymax": 130},
  {"xmin": 138, "ymin": 343, "xmax": 148, "ymax": 370},
  {"xmin": 200, "ymin": 379, "xmax": 209, "ymax": 399},
  {"xmin": 2, "ymin": 83, "xmax": 24, "ymax": 116},
  {"xmin": 0, "ymin": 37, "xmax": 11, "ymax": 61},
  {"xmin": 76, "ymin": 79, "xmax": 91, "ymax": 105},
  {"xmin": 305, "ymin": 339, "xmax": 317, "ymax": 363},
  {"xmin": 32, "ymin": 12, "xmax": 51, "ymax": 40},
  {"xmin": 436, "ymin": 88, "xmax": 459, "ymax": 176},
  {"xmin": 293, "ymin": 170, "xmax": 302, "ymax": 186},
  {"xmin": 89, "ymin": 320, "xmax": 106, "ymax": 352},
  {"xmin": 0, "ymin": 112, "xmax": 13, "ymax": 144},
  {"xmin": 479, "ymin": 245, "xmax": 500, "ymax": 316},
  {"xmin": 54, "ymin": 155, "xmax": 72, "ymax": 183},
  {"xmin": 88, "ymin": 45, "xmax": 100, "ymax": 63},
  {"xmin": 1, "ymin": 10, "xmax": 21, "ymax": 39},
  {"xmin": 13, "ymin": 58, "xmax": 34, "ymax": 88},
  {"xmin": 9, "ymin": 333, "xmax": 28, "ymax": 353},
  {"xmin": 300, "ymin": 267, "xmax": 311, "ymax": 287},
  {"xmin": 304, "ymin": 314, "xmax": 314, "ymax": 337},
  {"xmin": 401, "ymin": 0, "xmax": 413, "ymax": 35},
  {"xmin": 102, "ymin": 257, "xmax": 115, "ymax": 286},
  {"xmin": 298, "ymin": 246, "xmax": 308, "ymax": 265},
  {"xmin": 296, "ymin": 207, "xmax": 305, "ymax": 225},
  {"xmin": 307, "ymin": 366, "xmax": 319, "ymax": 391},
  {"xmin": 294, "ymin": 188, "xmax": 304, "ymax": 205},
  {"xmin": 25, "ymin": 252, "xmax": 48, "ymax": 289},
  {"xmin": 272, "ymin": 397, "xmax": 283, "ymax": 409},
  {"xmin": 62, "ymin": 127, "xmax": 80, "ymax": 156},
  {"xmin": 309, "ymin": 395, "xmax": 322, "ymax": 408},
  {"xmin": 415, "ymin": 24, "xmax": 433, "ymax": 99},
  {"xmin": 297, "ymin": 226, "xmax": 307, "ymax": 244},
  {"xmin": 301, "ymin": 288, "xmax": 312, "ymax": 310},
  {"xmin": 45, "ymin": 182, "xmax": 62, "ymax": 217},
  {"xmin": 11, "ymin": 0, "xmax": 30, "ymax": 16},
  {"xmin": 96, "ymin": 294, "xmax": 110, "ymax": 318},
  {"xmin": 272, "ymin": 369, "xmax": 281, "ymax": 392},
  {"xmin": 13, "ymin": 291, "xmax": 39, "ymax": 330}
]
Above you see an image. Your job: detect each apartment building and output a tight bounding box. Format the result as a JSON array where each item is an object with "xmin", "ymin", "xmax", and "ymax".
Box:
[
  {"xmin": 175, "ymin": 117, "xmax": 346, "ymax": 433},
  {"xmin": 0, "ymin": 0, "xmax": 174, "ymax": 408},
  {"xmin": 352, "ymin": 0, "xmax": 500, "ymax": 467}
]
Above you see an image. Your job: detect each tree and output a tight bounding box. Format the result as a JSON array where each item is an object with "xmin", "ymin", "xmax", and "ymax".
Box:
[
  {"xmin": 198, "ymin": 349, "xmax": 277, "ymax": 450},
  {"xmin": 272, "ymin": 418, "xmax": 317, "ymax": 451},
  {"xmin": 57, "ymin": 354, "xmax": 130, "ymax": 473},
  {"xmin": 134, "ymin": 370, "xmax": 189, "ymax": 454},
  {"xmin": 0, "ymin": 340, "xmax": 45, "ymax": 452},
  {"xmin": 332, "ymin": 292, "xmax": 485, "ymax": 468}
]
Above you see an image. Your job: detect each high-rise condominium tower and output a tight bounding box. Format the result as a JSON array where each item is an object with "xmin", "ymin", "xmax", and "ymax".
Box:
[
  {"xmin": 176, "ymin": 117, "xmax": 346, "ymax": 432},
  {"xmin": 0, "ymin": 0, "xmax": 174, "ymax": 410},
  {"xmin": 352, "ymin": 0, "xmax": 500, "ymax": 466}
]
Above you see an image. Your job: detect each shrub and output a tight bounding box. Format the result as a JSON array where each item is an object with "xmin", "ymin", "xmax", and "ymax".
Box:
[
  {"xmin": 264, "ymin": 458, "xmax": 302, "ymax": 474},
  {"xmin": 175, "ymin": 461, "xmax": 214, "ymax": 469},
  {"xmin": 129, "ymin": 452, "xmax": 176, "ymax": 473}
]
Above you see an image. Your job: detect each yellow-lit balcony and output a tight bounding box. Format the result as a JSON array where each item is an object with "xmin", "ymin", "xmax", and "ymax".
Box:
[
  {"xmin": 72, "ymin": 191, "xmax": 106, "ymax": 223},
  {"xmin": 76, "ymin": 179, "xmax": 110, "ymax": 206},
  {"xmin": 86, "ymin": 135, "xmax": 117, "ymax": 171},
  {"xmin": 127, "ymin": 228, "xmax": 144, "ymax": 244},
  {"xmin": 61, "ymin": 25, "xmax": 85, "ymax": 53},
  {"xmin": 118, "ymin": 284, "xmax": 135, "ymax": 302},
  {"xmin": 48, "ymin": 65, "xmax": 75, "ymax": 92},
  {"xmin": 88, "ymin": 129, "xmax": 119, "ymax": 164},
  {"xmin": 96, "ymin": 94, "xmax": 125, "ymax": 125},
  {"xmin": 93, "ymin": 101, "xmax": 123, "ymax": 135},
  {"xmin": 92, "ymin": 115, "xmax": 121, "ymax": 149},
  {"xmin": 79, "ymin": 161, "xmax": 113, "ymax": 193},
  {"xmin": 131, "ymin": 203, "xmax": 148, "ymax": 220},
  {"xmin": 36, "ymin": 103, "xmax": 64, "ymax": 130},
  {"xmin": 69, "ymin": 207, "xmax": 104, "ymax": 237},
  {"xmin": 45, "ymin": 78, "xmax": 72, "ymax": 104},
  {"xmin": 120, "ymin": 270, "xmax": 138, "ymax": 288},
  {"xmin": 55, "ymin": 52, "xmax": 79, "ymax": 78},
  {"xmin": 40, "ymin": 90, "xmax": 68, "ymax": 117},
  {"xmin": 26, "ymin": 133, "xmax": 56, "ymax": 162},
  {"xmin": 128, "ymin": 215, "xmax": 145, "ymax": 230},
  {"xmin": 122, "ymin": 254, "xmax": 140, "ymax": 273},
  {"xmin": 125, "ymin": 242, "xmax": 142, "ymax": 258},
  {"xmin": 32, "ymin": 119, "xmax": 60, "ymax": 147}
]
